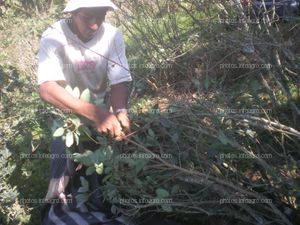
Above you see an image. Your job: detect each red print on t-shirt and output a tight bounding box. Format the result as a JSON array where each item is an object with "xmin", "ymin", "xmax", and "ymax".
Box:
[{"xmin": 77, "ymin": 60, "xmax": 96, "ymax": 71}]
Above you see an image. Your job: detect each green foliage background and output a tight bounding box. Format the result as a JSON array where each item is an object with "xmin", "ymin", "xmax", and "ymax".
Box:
[{"xmin": 0, "ymin": 0, "xmax": 300, "ymax": 225}]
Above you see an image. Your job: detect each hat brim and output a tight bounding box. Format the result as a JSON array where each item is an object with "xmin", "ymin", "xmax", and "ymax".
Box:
[{"xmin": 63, "ymin": 0, "xmax": 118, "ymax": 13}]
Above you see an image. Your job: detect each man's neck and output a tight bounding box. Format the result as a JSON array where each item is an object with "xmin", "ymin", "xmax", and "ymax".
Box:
[{"xmin": 67, "ymin": 17, "xmax": 78, "ymax": 36}]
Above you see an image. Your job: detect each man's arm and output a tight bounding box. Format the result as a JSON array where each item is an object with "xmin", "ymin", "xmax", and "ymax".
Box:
[
  {"xmin": 110, "ymin": 82, "xmax": 129, "ymax": 112},
  {"xmin": 39, "ymin": 81, "xmax": 123, "ymax": 138},
  {"xmin": 110, "ymin": 82, "xmax": 131, "ymax": 132}
]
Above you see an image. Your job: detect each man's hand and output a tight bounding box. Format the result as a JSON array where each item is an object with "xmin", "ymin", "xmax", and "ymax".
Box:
[
  {"xmin": 116, "ymin": 111, "xmax": 131, "ymax": 134},
  {"xmin": 95, "ymin": 109, "xmax": 123, "ymax": 139},
  {"xmin": 39, "ymin": 81, "xmax": 130, "ymax": 141}
]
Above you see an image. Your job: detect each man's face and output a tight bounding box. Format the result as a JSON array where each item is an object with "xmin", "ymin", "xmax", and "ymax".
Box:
[{"xmin": 71, "ymin": 8, "xmax": 108, "ymax": 42}]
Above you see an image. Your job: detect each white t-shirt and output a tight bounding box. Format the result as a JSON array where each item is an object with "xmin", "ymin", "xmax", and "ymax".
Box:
[{"xmin": 38, "ymin": 19, "xmax": 132, "ymax": 99}]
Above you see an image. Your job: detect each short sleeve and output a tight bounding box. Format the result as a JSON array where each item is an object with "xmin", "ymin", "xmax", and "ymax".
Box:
[
  {"xmin": 37, "ymin": 37, "xmax": 66, "ymax": 85},
  {"xmin": 107, "ymin": 31, "xmax": 132, "ymax": 85}
]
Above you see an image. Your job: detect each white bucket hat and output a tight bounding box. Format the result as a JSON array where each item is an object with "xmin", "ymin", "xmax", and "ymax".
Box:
[{"xmin": 63, "ymin": 0, "xmax": 118, "ymax": 13}]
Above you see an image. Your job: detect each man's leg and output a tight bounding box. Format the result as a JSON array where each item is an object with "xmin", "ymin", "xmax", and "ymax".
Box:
[{"xmin": 45, "ymin": 138, "xmax": 74, "ymax": 202}]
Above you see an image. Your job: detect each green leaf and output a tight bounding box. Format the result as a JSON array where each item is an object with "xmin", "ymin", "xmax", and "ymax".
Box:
[
  {"xmin": 156, "ymin": 188, "xmax": 170, "ymax": 198},
  {"xmin": 74, "ymin": 133, "xmax": 79, "ymax": 145},
  {"xmin": 86, "ymin": 166, "xmax": 96, "ymax": 176},
  {"xmin": 111, "ymin": 205, "xmax": 119, "ymax": 215},
  {"xmin": 171, "ymin": 184, "xmax": 180, "ymax": 194},
  {"xmin": 134, "ymin": 159, "xmax": 148, "ymax": 174},
  {"xmin": 78, "ymin": 187, "xmax": 88, "ymax": 193},
  {"xmin": 122, "ymin": 158, "xmax": 136, "ymax": 166},
  {"xmin": 94, "ymin": 99, "xmax": 106, "ymax": 108},
  {"xmin": 250, "ymin": 79, "xmax": 260, "ymax": 91},
  {"xmin": 204, "ymin": 75, "xmax": 210, "ymax": 90},
  {"xmin": 65, "ymin": 131, "xmax": 74, "ymax": 147},
  {"xmin": 71, "ymin": 117, "xmax": 81, "ymax": 128},
  {"xmin": 82, "ymin": 126, "xmax": 92, "ymax": 136},
  {"xmin": 148, "ymin": 128, "xmax": 155, "ymax": 137},
  {"xmin": 92, "ymin": 150, "xmax": 105, "ymax": 164},
  {"xmin": 106, "ymin": 146, "xmax": 113, "ymax": 157},
  {"xmin": 53, "ymin": 127, "xmax": 64, "ymax": 137},
  {"xmin": 75, "ymin": 193, "xmax": 88, "ymax": 208},
  {"xmin": 80, "ymin": 89, "xmax": 91, "ymax": 102},
  {"xmin": 72, "ymin": 87, "xmax": 80, "ymax": 99},
  {"xmin": 73, "ymin": 150, "xmax": 94, "ymax": 166},
  {"xmin": 104, "ymin": 166, "xmax": 112, "ymax": 174},
  {"xmin": 80, "ymin": 176, "xmax": 89, "ymax": 190},
  {"xmin": 134, "ymin": 178, "xmax": 143, "ymax": 188},
  {"xmin": 161, "ymin": 204, "xmax": 172, "ymax": 212},
  {"xmin": 95, "ymin": 163, "xmax": 104, "ymax": 175},
  {"xmin": 191, "ymin": 77, "xmax": 200, "ymax": 86},
  {"xmin": 102, "ymin": 174, "xmax": 112, "ymax": 183},
  {"xmin": 217, "ymin": 130, "xmax": 230, "ymax": 145}
]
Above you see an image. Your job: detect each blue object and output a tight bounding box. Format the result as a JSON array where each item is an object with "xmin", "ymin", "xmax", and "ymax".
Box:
[{"xmin": 253, "ymin": 0, "xmax": 300, "ymax": 19}]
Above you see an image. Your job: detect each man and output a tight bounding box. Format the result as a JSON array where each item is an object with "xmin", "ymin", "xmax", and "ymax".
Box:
[
  {"xmin": 39, "ymin": 0, "xmax": 131, "ymax": 139},
  {"xmin": 38, "ymin": 0, "xmax": 132, "ymax": 224}
]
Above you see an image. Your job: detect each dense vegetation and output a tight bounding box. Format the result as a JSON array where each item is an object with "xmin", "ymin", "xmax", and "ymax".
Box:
[{"xmin": 0, "ymin": 0, "xmax": 300, "ymax": 225}]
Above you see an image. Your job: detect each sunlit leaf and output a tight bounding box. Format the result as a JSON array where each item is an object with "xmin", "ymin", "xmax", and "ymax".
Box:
[
  {"xmin": 65, "ymin": 85, "xmax": 73, "ymax": 94},
  {"xmin": 72, "ymin": 87, "xmax": 80, "ymax": 99},
  {"xmin": 74, "ymin": 133, "xmax": 79, "ymax": 145},
  {"xmin": 65, "ymin": 131, "xmax": 74, "ymax": 147},
  {"xmin": 53, "ymin": 127, "xmax": 64, "ymax": 137},
  {"xmin": 80, "ymin": 89, "xmax": 91, "ymax": 102},
  {"xmin": 71, "ymin": 117, "xmax": 81, "ymax": 128},
  {"xmin": 95, "ymin": 163, "xmax": 104, "ymax": 175}
]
